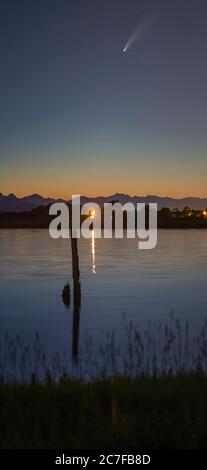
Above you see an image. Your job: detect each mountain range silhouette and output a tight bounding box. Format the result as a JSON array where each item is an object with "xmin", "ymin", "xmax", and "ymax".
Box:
[{"xmin": 0, "ymin": 192, "xmax": 207, "ymax": 212}]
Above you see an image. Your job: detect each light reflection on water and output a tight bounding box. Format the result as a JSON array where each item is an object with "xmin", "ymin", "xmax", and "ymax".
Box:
[{"xmin": 91, "ymin": 230, "xmax": 96, "ymax": 274}]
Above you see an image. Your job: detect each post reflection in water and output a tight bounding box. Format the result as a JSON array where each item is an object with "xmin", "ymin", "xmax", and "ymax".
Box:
[{"xmin": 91, "ymin": 229, "xmax": 96, "ymax": 274}]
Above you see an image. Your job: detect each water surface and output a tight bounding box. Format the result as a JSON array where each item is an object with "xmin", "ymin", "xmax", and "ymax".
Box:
[{"xmin": 0, "ymin": 229, "xmax": 207, "ymax": 365}]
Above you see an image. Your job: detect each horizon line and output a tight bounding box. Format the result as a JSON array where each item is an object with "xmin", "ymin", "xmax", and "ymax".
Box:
[{"xmin": 1, "ymin": 191, "xmax": 207, "ymax": 201}]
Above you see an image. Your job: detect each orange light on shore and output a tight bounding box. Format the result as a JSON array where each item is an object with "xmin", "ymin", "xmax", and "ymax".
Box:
[
  {"xmin": 203, "ymin": 211, "xmax": 207, "ymax": 216},
  {"xmin": 89, "ymin": 210, "xmax": 95, "ymax": 218}
]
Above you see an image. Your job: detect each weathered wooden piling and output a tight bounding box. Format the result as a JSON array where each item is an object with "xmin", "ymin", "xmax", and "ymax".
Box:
[{"xmin": 69, "ymin": 205, "xmax": 81, "ymax": 360}]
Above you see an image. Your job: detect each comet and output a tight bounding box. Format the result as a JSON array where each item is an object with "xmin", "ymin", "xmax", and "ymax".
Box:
[
  {"xmin": 122, "ymin": 2, "xmax": 159, "ymax": 54},
  {"xmin": 123, "ymin": 28, "xmax": 141, "ymax": 53}
]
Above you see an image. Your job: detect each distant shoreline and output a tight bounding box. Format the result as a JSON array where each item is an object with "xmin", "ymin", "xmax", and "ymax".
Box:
[
  {"xmin": 1, "ymin": 205, "xmax": 207, "ymax": 229},
  {"xmin": 1, "ymin": 224, "xmax": 207, "ymax": 230},
  {"xmin": 1, "ymin": 227, "xmax": 207, "ymax": 230}
]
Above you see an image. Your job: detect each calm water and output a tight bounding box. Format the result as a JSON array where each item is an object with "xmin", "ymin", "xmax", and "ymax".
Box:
[{"xmin": 0, "ymin": 229, "xmax": 207, "ymax": 365}]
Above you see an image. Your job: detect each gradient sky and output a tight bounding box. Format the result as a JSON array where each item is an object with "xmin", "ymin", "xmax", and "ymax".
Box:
[{"xmin": 0, "ymin": 0, "xmax": 207, "ymax": 198}]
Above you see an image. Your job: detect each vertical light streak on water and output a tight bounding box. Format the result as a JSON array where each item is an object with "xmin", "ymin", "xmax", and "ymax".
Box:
[{"xmin": 91, "ymin": 230, "xmax": 96, "ymax": 274}]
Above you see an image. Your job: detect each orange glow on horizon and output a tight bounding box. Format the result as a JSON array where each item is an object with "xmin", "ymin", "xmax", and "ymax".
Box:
[
  {"xmin": 1, "ymin": 161, "xmax": 207, "ymax": 200},
  {"xmin": 1, "ymin": 186, "xmax": 207, "ymax": 200}
]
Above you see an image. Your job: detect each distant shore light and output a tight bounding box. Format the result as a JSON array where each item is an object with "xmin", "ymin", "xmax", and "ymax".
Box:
[{"xmin": 90, "ymin": 210, "xmax": 95, "ymax": 218}]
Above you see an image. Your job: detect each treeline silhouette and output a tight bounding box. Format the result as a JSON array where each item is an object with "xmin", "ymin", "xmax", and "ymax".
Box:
[{"xmin": 0, "ymin": 204, "xmax": 207, "ymax": 229}]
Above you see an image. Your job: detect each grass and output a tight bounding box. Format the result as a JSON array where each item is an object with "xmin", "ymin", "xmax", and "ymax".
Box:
[
  {"xmin": 1, "ymin": 315, "xmax": 207, "ymax": 381},
  {"xmin": 1, "ymin": 374, "xmax": 207, "ymax": 448},
  {"xmin": 1, "ymin": 316, "xmax": 207, "ymax": 448}
]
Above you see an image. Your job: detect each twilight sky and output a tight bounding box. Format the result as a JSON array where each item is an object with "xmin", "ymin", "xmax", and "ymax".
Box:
[{"xmin": 0, "ymin": 0, "xmax": 207, "ymax": 198}]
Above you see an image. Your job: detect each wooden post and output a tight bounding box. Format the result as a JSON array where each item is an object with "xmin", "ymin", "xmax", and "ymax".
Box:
[{"xmin": 69, "ymin": 205, "xmax": 81, "ymax": 360}]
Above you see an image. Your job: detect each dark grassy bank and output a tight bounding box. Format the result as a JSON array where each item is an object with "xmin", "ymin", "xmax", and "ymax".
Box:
[{"xmin": 1, "ymin": 374, "xmax": 207, "ymax": 449}]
